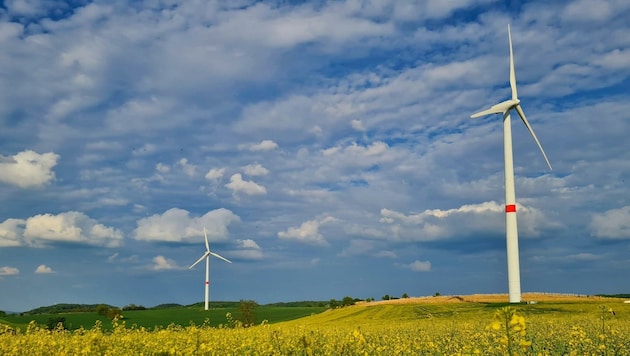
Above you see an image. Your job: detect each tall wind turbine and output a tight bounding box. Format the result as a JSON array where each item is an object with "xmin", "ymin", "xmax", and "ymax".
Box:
[
  {"xmin": 471, "ymin": 25, "xmax": 552, "ymax": 303},
  {"xmin": 189, "ymin": 227, "xmax": 232, "ymax": 310}
]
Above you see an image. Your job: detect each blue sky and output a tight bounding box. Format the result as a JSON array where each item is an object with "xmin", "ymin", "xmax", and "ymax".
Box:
[{"xmin": 1, "ymin": 0, "xmax": 629, "ymax": 312}]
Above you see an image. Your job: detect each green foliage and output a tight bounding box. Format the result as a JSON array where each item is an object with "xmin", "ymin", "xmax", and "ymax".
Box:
[
  {"xmin": 45, "ymin": 317, "xmax": 67, "ymax": 331},
  {"xmin": 95, "ymin": 305, "xmax": 122, "ymax": 320},
  {"xmin": 237, "ymin": 300, "xmax": 259, "ymax": 327},
  {"xmin": 341, "ymin": 296, "xmax": 356, "ymax": 307},
  {"xmin": 24, "ymin": 303, "xmax": 117, "ymax": 315},
  {"xmin": 595, "ymin": 294, "xmax": 630, "ymax": 298},
  {"xmin": 122, "ymin": 304, "xmax": 146, "ymax": 311},
  {"xmin": 382, "ymin": 294, "xmax": 391, "ymax": 300},
  {"xmin": 402, "ymin": 293, "xmax": 409, "ymax": 298}
]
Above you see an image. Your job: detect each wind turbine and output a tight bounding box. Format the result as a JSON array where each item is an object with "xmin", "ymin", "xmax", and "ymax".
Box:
[
  {"xmin": 189, "ymin": 227, "xmax": 232, "ymax": 310},
  {"xmin": 471, "ymin": 24, "xmax": 552, "ymax": 303}
]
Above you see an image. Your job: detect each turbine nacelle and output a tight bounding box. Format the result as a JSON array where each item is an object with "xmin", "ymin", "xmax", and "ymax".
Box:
[{"xmin": 471, "ymin": 99, "xmax": 520, "ymax": 118}]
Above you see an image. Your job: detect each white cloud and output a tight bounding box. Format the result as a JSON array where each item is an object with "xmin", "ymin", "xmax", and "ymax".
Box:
[
  {"xmin": 35, "ymin": 264, "xmax": 55, "ymax": 274},
  {"xmin": 225, "ymin": 173, "xmax": 267, "ymax": 196},
  {"xmin": 590, "ymin": 206, "xmax": 630, "ymax": 239},
  {"xmin": 241, "ymin": 163, "xmax": 269, "ymax": 176},
  {"xmin": 0, "ymin": 266, "xmax": 19, "ymax": 275},
  {"xmin": 278, "ymin": 216, "xmax": 336, "ymax": 246},
  {"xmin": 561, "ymin": 0, "xmax": 614, "ymax": 22},
  {"xmin": 237, "ymin": 239, "xmax": 261, "ymax": 250},
  {"xmin": 0, "ymin": 150, "xmax": 59, "ymax": 188},
  {"xmin": 379, "ymin": 201, "xmax": 554, "ymax": 241},
  {"xmin": 406, "ymin": 260, "xmax": 432, "ymax": 272},
  {"xmin": 0, "ymin": 213, "xmax": 122, "ymax": 248},
  {"xmin": 151, "ymin": 255, "xmax": 182, "ymax": 271},
  {"xmin": 248, "ymin": 140, "xmax": 278, "ymax": 151},
  {"xmin": 0, "ymin": 218, "xmax": 25, "ymax": 247},
  {"xmin": 177, "ymin": 158, "xmax": 196, "ymax": 177},
  {"xmin": 351, "ymin": 119, "xmax": 366, "ymax": 132},
  {"xmin": 22, "ymin": 212, "xmax": 124, "ymax": 247},
  {"xmin": 230, "ymin": 239, "xmax": 263, "ymax": 260},
  {"xmin": 133, "ymin": 208, "xmax": 240, "ymax": 243},
  {"xmin": 205, "ymin": 167, "xmax": 225, "ymax": 181},
  {"xmin": 156, "ymin": 163, "xmax": 170, "ymax": 173}
]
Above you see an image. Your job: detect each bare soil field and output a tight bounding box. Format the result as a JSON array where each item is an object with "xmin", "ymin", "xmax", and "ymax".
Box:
[{"xmin": 360, "ymin": 293, "xmax": 623, "ymax": 305}]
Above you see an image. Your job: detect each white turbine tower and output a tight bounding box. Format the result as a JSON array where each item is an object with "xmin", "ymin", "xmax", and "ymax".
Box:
[
  {"xmin": 189, "ymin": 227, "xmax": 232, "ymax": 310},
  {"xmin": 471, "ymin": 25, "xmax": 552, "ymax": 303}
]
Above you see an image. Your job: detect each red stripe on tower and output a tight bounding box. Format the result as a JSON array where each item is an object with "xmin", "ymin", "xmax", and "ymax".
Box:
[
  {"xmin": 205, "ymin": 281, "xmax": 209, "ymax": 285},
  {"xmin": 505, "ymin": 204, "xmax": 517, "ymax": 213}
]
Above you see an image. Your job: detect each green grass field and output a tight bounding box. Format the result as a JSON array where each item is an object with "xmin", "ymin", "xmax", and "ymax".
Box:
[{"xmin": 0, "ymin": 305, "xmax": 327, "ymax": 331}]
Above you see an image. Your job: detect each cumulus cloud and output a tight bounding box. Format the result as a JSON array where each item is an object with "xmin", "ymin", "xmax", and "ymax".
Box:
[
  {"xmin": 26, "ymin": 212, "xmax": 124, "ymax": 247},
  {"xmin": 241, "ymin": 163, "xmax": 269, "ymax": 176},
  {"xmin": 133, "ymin": 208, "xmax": 240, "ymax": 243},
  {"xmin": 248, "ymin": 140, "xmax": 278, "ymax": 151},
  {"xmin": 177, "ymin": 158, "xmax": 196, "ymax": 177},
  {"xmin": 590, "ymin": 206, "xmax": 630, "ymax": 239},
  {"xmin": 156, "ymin": 163, "xmax": 170, "ymax": 173},
  {"xmin": 323, "ymin": 141, "xmax": 388, "ymax": 158},
  {"xmin": 278, "ymin": 216, "xmax": 337, "ymax": 246},
  {"xmin": 0, "ymin": 212, "xmax": 123, "ymax": 247},
  {"xmin": 225, "ymin": 173, "xmax": 267, "ymax": 196},
  {"xmin": 205, "ymin": 167, "xmax": 225, "ymax": 181},
  {"xmin": 35, "ymin": 264, "xmax": 55, "ymax": 274},
  {"xmin": 379, "ymin": 201, "xmax": 553, "ymax": 241},
  {"xmin": 406, "ymin": 260, "xmax": 432, "ymax": 272},
  {"xmin": 0, "ymin": 218, "xmax": 25, "ymax": 247},
  {"xmin": 0, "ymin": 150, "xmax": 59, "ymax": 188},
  {"xmin": 228, "ymin": 239, "xmax": 263, "ymax": 260},
  {"xmin": 151, "ymin": 255, "xmax": 182, "ymax": 271},
  {"xmin": 0, "ymin": 266, "xmax": 19, "ymax": 275}
]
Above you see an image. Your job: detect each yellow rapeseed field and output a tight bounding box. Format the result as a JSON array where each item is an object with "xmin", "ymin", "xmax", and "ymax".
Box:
[{"xmin": 1, "ymin": 298, "xmax": 629, "ymax": 355}]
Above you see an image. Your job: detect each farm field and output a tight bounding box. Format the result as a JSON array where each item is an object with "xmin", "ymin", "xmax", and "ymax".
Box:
[
  {"xmin": 1, "ymin": 294, "xmax": 629, "ymax": 355},
  {"xmin": 0, "ymin": 305, "xmax": 327, "ymax": 331}
]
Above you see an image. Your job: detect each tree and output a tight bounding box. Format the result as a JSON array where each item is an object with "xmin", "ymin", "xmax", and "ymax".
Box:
[
  {"xmin": 434, "ymin": 292, "xmax": 441, "ymax": 297},
  {"xmin": 402, "ymin": 293, "xmax": 409, "ymax": 298},
  {"xmin": 382, "ymin": 294, "xmax": 391, "ymax": 300},
  {"xmin": 341, "ymin": 296, "xmax": 356, "ymax": 307},
  {"xmin": 237, "ymin": 300, "xmax": 258, "ymax": 327},
  {"xmin": 46, "ymin": 317, "xmax": 66, "ymax": 330},
  {"xmin": 329, "ymin": 299, "xmax": 339, "ymax": 309}
]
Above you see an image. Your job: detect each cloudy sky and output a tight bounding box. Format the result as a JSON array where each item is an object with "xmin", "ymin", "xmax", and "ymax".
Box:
[{"xmin": 1, "ymin": 0, "xmax": 629, "ymax": 312}]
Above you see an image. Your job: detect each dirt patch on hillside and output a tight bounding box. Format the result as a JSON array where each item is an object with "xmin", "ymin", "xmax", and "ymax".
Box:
[{"xmin": 358, "ymin": 293, "xmax": 619, "ymax": 305}]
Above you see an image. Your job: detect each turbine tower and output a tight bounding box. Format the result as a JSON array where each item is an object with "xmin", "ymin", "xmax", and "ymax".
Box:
[
  {"xmin": 471, "ymin": 25, "xmax": 552, "ymax": 303},
  {"xmin": 189, "ymin": 227, "xmax": 232, "ymax": 310}
]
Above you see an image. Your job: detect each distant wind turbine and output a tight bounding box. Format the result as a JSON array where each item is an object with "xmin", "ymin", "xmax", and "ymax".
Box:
[
  {"xmin": 189, "ymin": 227, "xmax": 232, "ymax": 310},
  {"xmin": 471, "ymin": 24, "xmax": 552, "ymax": 303}
]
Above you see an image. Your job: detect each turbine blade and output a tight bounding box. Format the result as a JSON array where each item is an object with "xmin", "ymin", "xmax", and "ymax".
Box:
[
  {"xmin": 471, "ymin": 99, "xmax": 518, "ymax": 118},
  {"xmin": 509, "ymin": 24, "xmax": 518, "ymax": 101},
  {"xmin": 515, "ymin": 104, "xmax": 552, "ymax": 170},
  {"xmin": 189, "ymin": 252, "xmax": 209, "ymax": 269},
  {"xmin": 203, "ymin": 227, "xmax": 210, "ymax": 251},
  {"xmin": 210, "ymin": 251, "xmax": 232, "ymax": 264}
]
